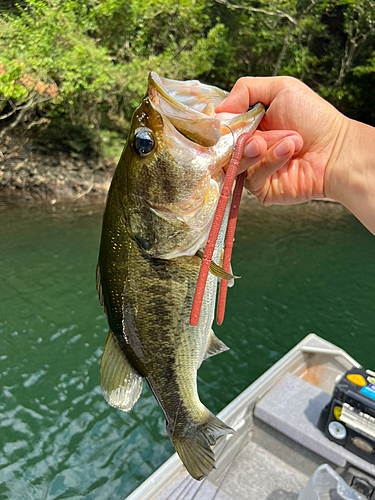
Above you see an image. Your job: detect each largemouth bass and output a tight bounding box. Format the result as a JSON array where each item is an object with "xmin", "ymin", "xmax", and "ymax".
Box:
[{"xmin": 97, "ymin": 72, "xmax": 265, "ymax": 480}]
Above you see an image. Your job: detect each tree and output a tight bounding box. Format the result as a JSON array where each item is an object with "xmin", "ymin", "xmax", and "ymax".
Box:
[{"xmin": 0, "ymin": 0, "xmax": 374, "ymax": 155}]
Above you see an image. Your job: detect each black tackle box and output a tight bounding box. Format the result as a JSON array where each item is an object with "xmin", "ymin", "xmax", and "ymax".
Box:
[{"xmin": 318, "ymin": 367, "xmax": 375, "ymax": 464}]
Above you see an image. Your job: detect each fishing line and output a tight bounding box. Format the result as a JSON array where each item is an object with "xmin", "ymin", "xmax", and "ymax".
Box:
[{"xmin": 221, "ymin": 123, "xmax": 235, "ymax": 154}]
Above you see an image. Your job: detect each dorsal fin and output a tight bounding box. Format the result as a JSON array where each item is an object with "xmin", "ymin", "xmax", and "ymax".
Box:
[{"xmin": 100, "ymin": 330, "xmax": 143, "ymax": 412}]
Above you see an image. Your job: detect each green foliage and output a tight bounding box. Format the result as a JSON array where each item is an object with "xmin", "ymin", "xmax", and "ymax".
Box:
[
  {"xmin": 0, "ymin": 0, "xmax": 117, "ymax": 149},
  {"xmin": 0, "ymin": 0, "xmax": 374, "ymax": 154},
  {"xmin": 0, "ymin": 63, "xmax": 27, "ymax": 102}
]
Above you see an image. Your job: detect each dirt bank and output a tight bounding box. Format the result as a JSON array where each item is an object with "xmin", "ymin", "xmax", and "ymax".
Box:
[
  {"xmin": 0, "ymin": 132, "xmax": 339, "ymax": 207},
  {"xmin": 0, "ymin": 132, "xmax": 116, "ymax": 203}
]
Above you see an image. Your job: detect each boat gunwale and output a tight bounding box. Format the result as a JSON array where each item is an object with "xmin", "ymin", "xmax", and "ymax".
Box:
[{"xmin": 125, "ymin": 333, "xmax": 360, "ymax": 500}]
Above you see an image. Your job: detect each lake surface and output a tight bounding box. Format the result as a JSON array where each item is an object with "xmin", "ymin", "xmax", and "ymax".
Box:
[{"xmin": 1, "ymin": 196, "xmax": 374, "ymax": 500}]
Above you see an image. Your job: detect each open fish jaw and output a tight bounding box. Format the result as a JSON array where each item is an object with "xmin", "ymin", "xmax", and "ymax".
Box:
[
  {"xmin": 148, "ymin": 72, "xmax": 265, "ymax": 152},
  {"xmin": 148, "ymin": 73, "xmax": 222, "ymax": 148},
  {"xmin": 144, "ymin": 73, "xmax": 265, "ymax": 259},
  {"xmin": 149, "ymin": 71, "xmax": 228, "ymax": 117}
]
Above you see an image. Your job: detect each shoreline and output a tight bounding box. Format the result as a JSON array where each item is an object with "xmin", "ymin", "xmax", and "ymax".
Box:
[
  {"xmin": 0, "ymin": 133, "xmax": 339, "ymax": 206},
  {"xmin": 0, "ymin": 132, "xmax": 116, "ymax": 204}
]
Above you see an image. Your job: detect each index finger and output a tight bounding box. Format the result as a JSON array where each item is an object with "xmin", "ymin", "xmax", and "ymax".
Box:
[{"xmin": 215, "ymin": 76, "xmax": 287, "ymax": 114}]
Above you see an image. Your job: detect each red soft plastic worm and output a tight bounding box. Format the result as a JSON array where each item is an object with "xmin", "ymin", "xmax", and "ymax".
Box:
[
  {"xmin": 189, "ymin": 132, "xmax": 252, "ymax": 326},
  {"xmin": 216, "ymin": 170, "xmax": 246, "ymax": 325}
]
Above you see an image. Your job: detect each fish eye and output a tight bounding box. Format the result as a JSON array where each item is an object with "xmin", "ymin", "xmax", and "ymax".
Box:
[{"xmin": 133, "ymin": 128, "xmax": 155, "ymax": 156}]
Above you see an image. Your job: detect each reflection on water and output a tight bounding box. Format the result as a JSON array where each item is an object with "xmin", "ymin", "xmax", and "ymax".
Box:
[{"xmin": 0, "ymin": 196, "xmax": 374, "ymax": 499}]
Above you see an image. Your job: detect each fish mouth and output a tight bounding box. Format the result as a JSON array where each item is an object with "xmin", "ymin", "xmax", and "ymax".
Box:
[{"xmin": 147, "ymin": 72, "xmax": 265, "ymax": 148}]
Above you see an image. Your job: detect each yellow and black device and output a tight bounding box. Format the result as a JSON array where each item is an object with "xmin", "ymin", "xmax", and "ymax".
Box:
[{"xmin": 318, "ymin": 367, "xmax": 375, "ymax": 464}]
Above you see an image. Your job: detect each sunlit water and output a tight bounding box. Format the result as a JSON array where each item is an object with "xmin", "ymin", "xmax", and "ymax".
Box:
[{"xmin": 1, "ymin": 196, "xmax": 374, "ymax": 500}]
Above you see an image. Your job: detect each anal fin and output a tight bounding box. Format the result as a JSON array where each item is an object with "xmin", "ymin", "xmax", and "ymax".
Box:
[
  {"xmin": 100, "ymin": 330, "xmax": 143, "ymax": 412},
  {"xmin": 203, "ymin": 329, "xmax": 229, "ymax": 361},
  {"xmin": 228, "ymin": 263, "xmax": 235, "ymax": 288}
]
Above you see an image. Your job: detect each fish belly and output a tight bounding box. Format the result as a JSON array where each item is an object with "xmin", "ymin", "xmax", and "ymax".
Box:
[{"xmin": 99, "ymin": 194, "xmax": 233, "ymax": 481}]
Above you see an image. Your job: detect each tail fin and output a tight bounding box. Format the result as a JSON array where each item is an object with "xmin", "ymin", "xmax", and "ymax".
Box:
[{"xmin": 170, "ymin": 411, "xmax": 234, "ymax": 481}]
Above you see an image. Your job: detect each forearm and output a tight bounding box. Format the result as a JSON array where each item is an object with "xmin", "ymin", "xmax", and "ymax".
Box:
[{"xmin": 325, "ymin": 118, "xmax": 375, "ymax": 235}]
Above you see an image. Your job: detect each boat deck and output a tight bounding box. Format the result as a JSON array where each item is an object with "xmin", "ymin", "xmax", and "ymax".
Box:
[
  {"xmin": 148, "ymin": 419, "xmax": 323, "ymax": 500},
  {"xmin": 126, "ymin": 335, "xmax": 375, "ymax": 500},
  {"xmin": 149, "ymin": 376, "xmax": 334, "ymax": 500}
]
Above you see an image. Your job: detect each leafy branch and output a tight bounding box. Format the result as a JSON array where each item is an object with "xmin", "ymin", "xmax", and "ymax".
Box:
[{"xmin": 214, "ymin": 0, "xmax": 298, "ymax": 25}]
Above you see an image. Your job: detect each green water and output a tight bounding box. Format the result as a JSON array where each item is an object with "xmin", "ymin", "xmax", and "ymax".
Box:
[{"xmin": 1, "ymin": 197, "xmax": 374, "ymax": 500}]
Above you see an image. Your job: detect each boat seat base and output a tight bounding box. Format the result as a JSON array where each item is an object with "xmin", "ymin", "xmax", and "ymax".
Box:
[{"xmin": 254, "ymin": 372, "xmax": 375, "ymax": 477}]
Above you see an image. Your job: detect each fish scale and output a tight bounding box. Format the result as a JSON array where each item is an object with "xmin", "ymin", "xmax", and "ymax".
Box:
[{"xmin": 97, "ymin": 72, "xmax": 265, "ymax": 480}]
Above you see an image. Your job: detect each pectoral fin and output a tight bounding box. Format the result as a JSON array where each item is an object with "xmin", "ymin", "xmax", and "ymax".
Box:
[
  {"xmin": 218, "ymin": 249, "xmax": 237, "ymax": 286},
  {"xmin": 195, "ymin": 250, "xmax": 238, "ymax": 281},
  {"xmin": 203, "ymin": 329, "xmax": 229, "ymax": 361},
  {"xmin": 100, "ymin": 330, "xmax": 143, "ymax": 412}
]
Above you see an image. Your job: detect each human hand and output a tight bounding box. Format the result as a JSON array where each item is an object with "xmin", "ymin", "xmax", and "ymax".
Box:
[{"xmin": 215, "ymin": 76, "xmax": 348, "ymax": 206}]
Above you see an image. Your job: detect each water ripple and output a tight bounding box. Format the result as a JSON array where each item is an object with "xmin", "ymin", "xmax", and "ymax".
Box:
[{"xmin": 0, "ymin": 200, "xmax": 374, "ymax": 499}]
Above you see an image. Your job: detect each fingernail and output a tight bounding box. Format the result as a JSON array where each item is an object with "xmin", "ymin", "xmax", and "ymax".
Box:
[
  {"xmin": 286, "ymin": 135, "xmax": 302, "ymax": 151},
  {"xmin": 216, "ymin": 97, "xmax": 226, "ymax": 110},
  {"xmin": 274, "ymin": 140, "xmax": 292, "ymax": 157},
  {"xmin": 244, "ymin": 140, "xmax": 260, "ymax": 158}
]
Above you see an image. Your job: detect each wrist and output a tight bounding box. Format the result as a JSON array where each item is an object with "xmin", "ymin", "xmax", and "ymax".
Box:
[{"xmin": 325, "ymin": 117, "xmax": 375, "ymax": 234}]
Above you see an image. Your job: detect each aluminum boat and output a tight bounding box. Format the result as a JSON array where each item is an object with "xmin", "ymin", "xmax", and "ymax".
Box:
[{"xmin": 126, "ymin": 334, "xmax": 375, "ymax": 500}]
